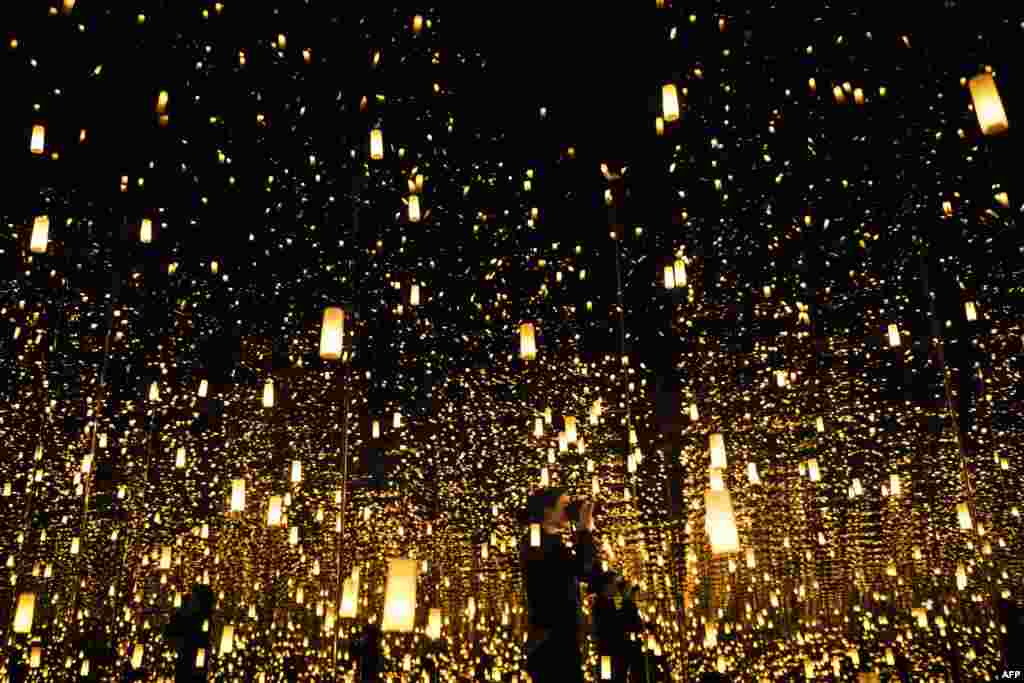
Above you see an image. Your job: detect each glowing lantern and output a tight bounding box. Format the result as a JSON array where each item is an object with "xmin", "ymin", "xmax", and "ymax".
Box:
[
  {"xmin": 175, "ymin": 447, "xmax": 186, "ymax": 469},
  {"xmin": 889, "ymin": 473, "xmax": 901, "ymax": 497},
  {"xmin": 673, "ymin": 259, "xmax": 687, "ymax": 286},
  {"xmin": 195, "ymin": 649, "xmax": 206, "ymax": 668},
  {"xmin": 663, "ymin": 265, "xmax": 675, "ymax": 289},
  {"xmin": 410, "ymin": 284, "xmax": 420, "ymax": 305},
  {"xmin": 370, "ymin": 129, "xmax": 384, "ymax": 160},
  {"xmin": 747, "ymin": 462, "xmax": 760, "ymax": 485},
  {"xmin": 705, "ymin": 489, "xmax": 740, "ymax": 555},
  {"xmin": 968, "ymin": 73, "xmax": 1008, "ymax": 136},
  {"xmin": 30, "ymin": 646, "xmax": 42, "ymax": 668},
  {"xmin": 655, "ymin": 117, "xmax": 664, "ymax": 136},
  {"xmin": 807, "ymin": 458, "xmax": 820, "ymax": 482},
  {"xmin": 70, "ymin": 537, "xmax": 80, "ymax": 555},
  {"xmin": 267, "ymin": 496, "xmax": 283, "ymax": 526},
  {"xmin": 533, "ymin": 418, "xmax": 543, "ymax": 437},
  {"xmin": 319, "ymin": 307, "xmax": 345, "ymax": 360},
  {"xmin": 231, "ymin": 479, "xmax": 245, "ymax": 512},
  {"xmin": 662, "ymin": 84, "xmax": 680, "ymax": 122},
  {"xmin": 964, "ymin": 301, "xmax": 977, "ymax": 321},
  {"xmin": 140, "ymin": 218, "xmax": 153, "ymax": 243},
  {"xmin": 957, "ymin": 502, "xmax": 972, "ymax": 530},
  {"xmin": 291, "ymin": 460, "xmax": 302, "ymax": 483},
  {"xmin": 14, "ymin": 593, "xmax": 35, "ymax": 633},
  {"xmin": 148, "ymin": 381, "xmax": 160, "ymax": 402},
  {"xmin": 219, "ymin": 625, "xmax": 234, "ymax": 655},
  {"xmin": 340, "ymin": 569, "xmax": 360, "ymax": 618},
  {"xmin": 689, "ymin": 404, "xmax": 699, "ymax": 421},
  {"xmin": 372, "ymin": 420, "xmax": 380, "ymax": 438},
  {"xmin": 520, "ymin": 322, "xmax": 537, "ymax": 360},
  {"xmin": 198, "ymin": 379, "xmax": 208, "ymax": 397},
  {"xmin": 262, "ymin": 379, "xmax": 275, "ymax": 407},
  {"xmin": 381, "ymin": 559, "xmax": 418, "ymax": 632},
  {"xmin": 530, "ymin": 523, "xmax": 541, "ymax": 548},
  {"xmin": 408, "ymin": 195, "xmax": 421, "ymax": 222},
  {"xmin": 709, "ymin": 469, "xmax": 724, "ymax": 491},
  {"xmin": 601, "ymin": 656, "xmax": 612, "ymax": 680},
  {"xmin": 156, "ymin": 90, "xmax": 169, "ymax": 115},
  {"xmin": 887, "ymin": 324, "xmax": 901, "ymax": 347},
  {"xmin": 393, "ymin": 411, "xmax": 402, "ymax": 428},
  {"xmin": 30, "ymin": 125, "xmax": 45, "ymax": 154},
  {"xmin": 815, "ymin": 416, "xmax": 825, "ymax": 432},
  {"xmin": 30, "ymin": 215, "xmax": 49, "ymax": 254},
  {"xmin": 412, "ymin": 15, "xmax": 424, "ymax": 33},
  {"xmin": 426, "ymin": 608, "xmax": 442, "ymax": 639},
  {"xmin": 709, "ymin": 433, "xmax": 727, "ymax": 469},
  {"xmin": 160, "ymin": 546, "xmax": 172, "ymax": 570}
]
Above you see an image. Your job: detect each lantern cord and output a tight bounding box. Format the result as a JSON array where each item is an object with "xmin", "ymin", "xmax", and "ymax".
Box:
[{"xmin": 612, "ymin": 236, "xmax": 631, "ymax": 432}]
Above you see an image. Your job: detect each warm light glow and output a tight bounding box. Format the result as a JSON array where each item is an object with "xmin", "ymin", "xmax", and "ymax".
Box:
[
  {"xmin": 381, "ymin": 558, "xmax": 418, "ymax": 632},
  {"xmin": 662, "ymin": 84, "xmax": 680, "ymax": 122},
  {"xmin": 968, "ymin": 73, "xmax": 1009, "ymax": 135},
  {"xmin": 30, "ymin": 215, "xmax": 49, "ymax": 254}
]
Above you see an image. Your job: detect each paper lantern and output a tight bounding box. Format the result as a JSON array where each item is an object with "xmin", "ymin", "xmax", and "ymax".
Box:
[
  {"xmin": 519, "ymin": 322, "xmax": 537, "ymax": 360},
  {"xmin": 14, "ymin": 593, "xmax": 35, "ymax": 633},
  {"xmin": 381, "ymin": 558, "xmax": 418, "ymax": 632},
  {"xmin": 70, "ymin": 537, "xmax": 80, "ymax": 555},
  {"xmin": 533, "ymin": 418, "xmax": 543, "ymax": 437},
  {"xmin": 160, "ymin": 546, "xmax": 172, "ymax": 570},
  {"xmin": 705, "ymin": 489, "xmax": 740, "ymax": 555},
  {"xmin": 689, "ymin": 403, "xmax": 699, "ymax": 421},
  {"xmin": 965, "ymin": 301, "xmax": 977, "ymax": 321},
  {"xmin": 807, "ymin": 458, "xmax": 820, "ymax": 482},
  {"xmin": 887, "ymin": 323, "xmax": 901, "ymax": 347},
  {"xmin": 219, "ymin": 625, "xmax": 234, "ymax": 655},
  {"xmin": 30, "ymin": 646, "xmax": 42, "ymax": 668},
  {"xmin": 709, "ymin": 433, "xmax": 727, "ymax": 469},
  {"xmin": 663, "ymin": 265, "xmax": 675, "ymax": 289},
  {"xmin": 557, "ymin": 432, "xmax": 568, "ymax": 453},
  {"xmin": 393, "ymin": 411, "xmax": 402, "ymax": 428},
  {"xmin": 815, "ymin": 416, "xmax": 825, "ymax": 432},
  {"xmin": 747, "ymin": 462, "xmax": 760, "ymax": 485},
  {"xmin": 957, "ymin": 502, "xmax": 972, "ymax": 530},
  {"xmin": 140, "ymin": 218, "xmax": 153, "ymax": 244},
  {"xmin": 370, "ymin": 129, "xmax": 384, "ymax": 160},
  {"xmin": 149, "ymin": 381, "xmax": 160, "ymax": 402},
  {"xmin": 412, "ymin": 15, "xmax": 424, "ymax": 33},
  {"xmin": 198, "ymin": 379, "xmax": 208, "ymax": 397},
  {"xmin": 426, "ymin": 608, "xmax": 442, "ymax": 639},
  {"xmin": 956, "ymin": 563, "xmax": 967, "ymax": 591},
  {"xmin": 410, "ymin": 284, "xmax": 420, "ymax": 306},
  {"xmin": 601, "ymin": 656, "xmax": 612, "ymax": 680},
  {"xmin": 267, "ymin": 496, "xmax": 283, "ymax": 526},
  {"xmin": 30, "ymin": 215, "xmax": 49, "ymax": 254},
  {"xmin": 372, "ymin": 420, "xmax": 380, "ymax": 438},
  {"xmin": 655, "ymin": 117, "xmax": 664, "ymax": 136},
  {"xmin": 530, "ymin": 523, "xmax": 541, "ymax": 548},
  {"xmin": 231, "ymin": 479, "xmax": 246, "ymax": 512},
  {"xmin": 319, "ymin": 307, "xmax": 345, "ymax": 360},
  {"xmin": 175, "ymin": 446, "xmax": 186, "ymax": 469},
  {"xmin": 290, "ymin": 460, "xmax": 302, "ymax": 483},
  {"xmin": 662, "ymin": 84, "xmax": 679, "ymax": 122},
  {"xmin": 564, "ymin": 416, "xmax": 577, "ymax": 443},
  {"xmin": 156, "ymin": 90, "xmax": 169, "ymax": 114},
  {"xmin": 673, "ymin": 259, "xmax": 687, "ymax": 287},
  {"xmin": 745, "ymin": 547, "xmax": 756, "ymax": 568},
  {"xmin": 262, "ymin": 379, "xmax": 275, "ymax": 407},
  {"xmin": 195, "ymin": 649, "xmax": 206, "ymax": 668},
  {"xmin": 408, "ymin": 195, "xmax": 421, "ymax": 222},
  {"xmin": 889, "ymin": 473, "xmax": 902, "ymax": 496},
  {"xmin": 340, "ymin": 571, "xmax": 360, "ymax": 618},
  {"xmin": 968, "ymin": 73, "xmax": 1009, "ymax": 136},
  {"xmin": 30, "ymin": 125, "xmax": 45, "ymax": 154}
]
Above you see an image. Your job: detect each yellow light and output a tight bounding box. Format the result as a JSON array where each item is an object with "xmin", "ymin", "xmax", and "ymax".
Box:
[
  {"xmin": 968, "ymin": 73, "xmax": 1009, "ymax": 135},
  {"xmin": 662, "ymin": 84, "xmax": 680, "ymax": 122},
  {"xmin": 30, "ymin": 215, "xmax": 49, "ymax": 254},
  {"xmin": 381, "ymin": 559, "xmax": 418, "ymax": 632}
]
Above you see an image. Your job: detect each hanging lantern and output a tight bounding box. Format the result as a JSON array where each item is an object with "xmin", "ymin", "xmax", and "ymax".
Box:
[
  {"xmin": 219, "ymin": 625, "xmax": 234, "ymax": 655},
  {"xmin": 156, "ymin": 90, "xmax": 169, "ymax": 115},
  {"xmin": 370, "ymin": 128, "xmax": 384, "ymax": 160},
  {"xmin": 968, "ymin": 73, "xmax": 1009, "ymax": 136},
  {"xmin": 533, "ymin": 417, "xmax": 543, "ymax": 437},
  {"xmin": 30, "ymin": 124, "xmax": 46, "ymax": 154},
  {"xmin": 964, "ymin": 301, "xmax": 977, "ymax": 321},
  {"xmin": 530, "ymin": 523, "xmax": 541, "ymax": 548},
  {"xmin": 889, "ymin": 473, "xmax": 902, "ymax": 497},
  {"xmin": 408, "ymin": 195, "xmax": 421, "ymax": 222},
  {"xmin": 160, "ymin": 546, "xmax": 172, "ymax": 570},
  {"xmin": 393, "ymin": 411, "xmax": 402, "ymax": 428},
  {"xmin": 267, "ymin": 496, "xmax": 283, "ymax": 526},
  {"xmin": 149, "ymin": 381, "xmax": 160, "ymax": 402},
  {"xmin": 372, "ymin": 420, "xmax": 381, "ymax": 439},
  {"xmin": 519, "ymin": 322, "xmax": 537, "ymax": 360},
  {"xmin": 709, "ymin": 468, "xmax": 724, "ymax": 491},
  {"xmin": 175, "ymin": 446, "xmax": 186, "ymax": 469},
  {"xmin": 807, "ymin": 458, "xmax": 821, "ymax": 482},
  {"xmin": 957, "ymin": 502, "xmax": 972, "ymax": 530},
  {"xmin": 289, "ymin": 526, "xmax": 299, "ymax": 546},
  {"xmin": 663, "ymin": 265, "xmax": 675, "ymax": 289},
  {"xmin": 662, "ymin": 84, "xmax": 680, "ymax": 122},
  {"xmin": 30, "ymin": 215, "xmax": 49, "ymax": 254},
  {"xmin": 709, "ymin": 433, "xmax": 727, "ymax": 469},
  {"xmin": 70, "ymin": 537, "xmax": 80, "ymax": 554},
  {"xmin": 195, "ymin": 649, "xmax": 206, "ymax": 668},
  {"xmin": 30, "ymin": 646, "xmax": 42, "ymax": 668},
  {"xmin": 198, "ymin": 379, "xmax": 209, "ymax": 397},
  {"xmin": 705, "ymin": 489, "xmax": 740, "ymax": 555},
  {"xmin": 601, "ymin": 656, "xmax": 612, "ymax": 680},
  {"xmin": 14, "ymin": 593, "xmax": 36, "ymax": 633},
  {"xmin": 319, "ymin": 307, "xmax": 345, "ymax": 360},
  {"xmin": 290, "ymin": 460, "xmax": 302, "ymax": 483},
  {"xmin": 426, "ymin": 607, "xmax": 442, "ymax": 639},
  {"xmin": 539, "ymin": 467, "xmax": 549, "ymax": 487},
  {"xmin": 231, "ymin": 479, "xmax": 246, "ymax": 512},
  {"xmin": 262, "ymin": 379, "xmax": 275, "ymax": 407},
  {"xmin": 557, "ymin": 432, "xmax": 568, "ymax": 453},
  {"xmin": 381, "ymin": 558, "xmax": 418, "ymax": 632},
  {"xmin": 673, "ymin": 259, "xmax": 687, "ymax": 287},
  {"xmin": 815, "ymin": 416, "xmax": 825, "ymax": 433},
  {"xmin": 747, "ymin": 462, "xmax": 760, "ymax": 485},
  {"xmin": 140, "ymin": 218, "xmax": 153, "ymax": 244},
  {"xmin": 655, "ymin": 116, "xmax": 664, "ymax": 136},
  {"xmin": 410, "ymin": 284, "xmax": 420, "ymax": 306},
  {"xmin": 564, "ymin": 416, "xmax": 577, "ymax": 443},
  {"xmin": 887, "ymin": 324, "xmax": 901, "ymax": 347},
  {"xmin": 340, "ymin": 569, "xmax": 360, "ymax": 618},
  {"xmin": 852, "ymin": 478, "xmax": 863, "ymax": 497}
]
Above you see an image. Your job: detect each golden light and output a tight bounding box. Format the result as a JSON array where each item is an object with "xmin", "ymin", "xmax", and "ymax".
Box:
[
  {"xmin": 30, "ymin": 124, "xmax": 45, "ymax": 154},
  {"xmin": 662, "ymin": 84, "xmax": 680, "ymax": 122},
  {"xmin": 230, "ymin": 479, "xmax": 246, "ymax": 512},
  {"xmin": 968, "ymin": 73, "xmax": 1009, "ymax": 135},
  {"xmin": 262, "ymin": 378, "xmax": 275, "ymax": 407},
  {"xmin": 370, "ymin": 128, "xmax": 384, "ymax": 160},
  {"xmin": 30, "ymin": 215, "xmax": 49, "ymax": 254},
  {"xmin": 381, "ymin": 558, "xmax": 418, "ymax": 633},
  {"xmin": 519, "ymin": 322, "xmax": 537, "ymax": 360},
  {"xmin": 140, "ymin": 218, "xmax": 153, "ymax": 244},
  {"xmin": 14, "ymin": 593, "xmax": 35, "ymax": 633}
]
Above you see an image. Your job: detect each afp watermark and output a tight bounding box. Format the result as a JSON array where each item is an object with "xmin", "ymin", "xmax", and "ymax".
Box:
[{"xmin": 997, "ymin": 672, "xmax": 1022, "ymax": 680}]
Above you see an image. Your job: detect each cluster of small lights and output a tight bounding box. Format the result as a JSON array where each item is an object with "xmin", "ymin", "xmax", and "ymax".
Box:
[{"xmin": 0, "ymin": 3, "xmax": 1019, "ymax": 682}]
